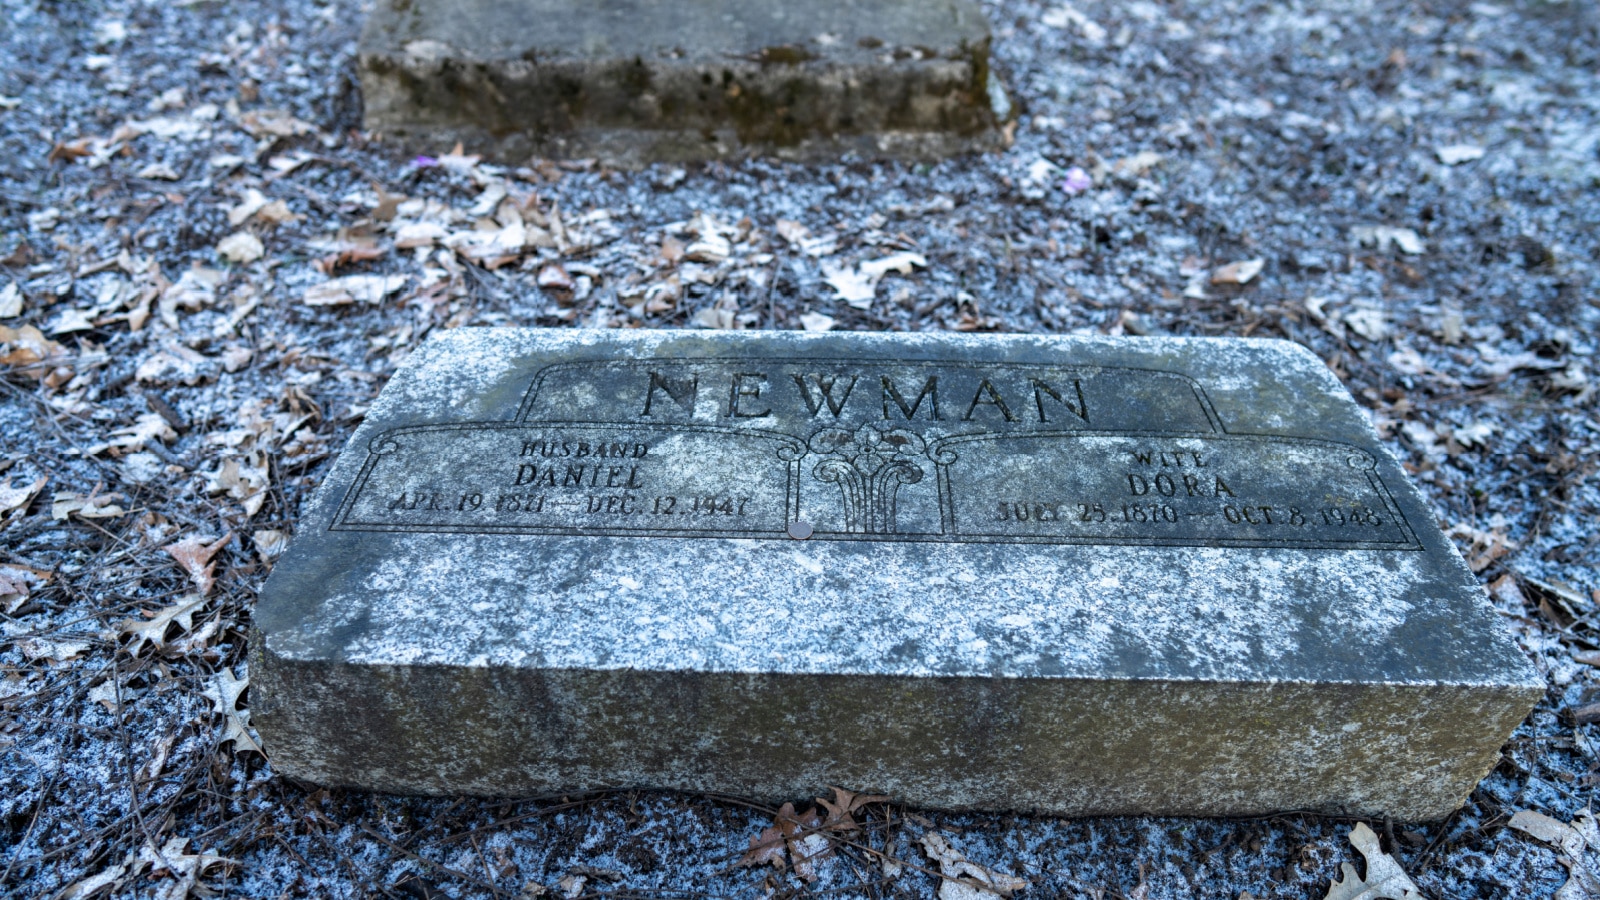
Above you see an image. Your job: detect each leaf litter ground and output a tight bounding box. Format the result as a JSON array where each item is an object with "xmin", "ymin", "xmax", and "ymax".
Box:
[{"xmin": 2, "ymin": 0, "xmax": 1599, "ymax": 896}]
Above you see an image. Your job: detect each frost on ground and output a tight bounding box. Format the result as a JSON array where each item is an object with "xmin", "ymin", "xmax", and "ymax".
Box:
[{"xmin": 2, "ymin": 0, "xmax": 1598, "ymax": 896}]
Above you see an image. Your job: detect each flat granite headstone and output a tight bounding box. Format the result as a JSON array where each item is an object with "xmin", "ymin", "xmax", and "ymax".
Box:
[
  {"xmin": 252, "ymin": 329, "xmax": 1541, "ymax": 819},
  {"xmin": 359, "ymin": 0, "xmax": 1007, "ymax": 163}
]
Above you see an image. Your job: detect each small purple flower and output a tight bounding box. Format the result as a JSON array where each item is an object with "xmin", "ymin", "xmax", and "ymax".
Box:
[
  {"xmin": 411, "ymin": 155, "xmax": 439, "ymax": 168},
  {"xmin": 1061, "ymin": 166, "xmax": 1092, "ymax": 195}
]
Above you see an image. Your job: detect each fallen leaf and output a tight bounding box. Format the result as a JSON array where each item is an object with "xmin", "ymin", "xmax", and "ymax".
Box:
[
  {"xmin": 1211, "ymin": 258, "xmax": 1264, "ymax": 285},
  {"xmin": 87, "ymin": 679, "xmax": 137, "ymax": 713},
  {"xmin": 1041, "ymin": 4, "xmax": 1107, "ymax": 42},
  {"xmin": 158, "ymin": 267, "xmax": 225, "ymax": 329},
  {"xmin": 824, "ymin": 261, "xmax": 877, "ymax": 308},
  {"xmin": 138, "ymin": 835, "xmax": 236, "ymax": 900},
  {"xmin": 1351, "ymin": 225, "xmax": 1426, "ymax": 255},
  {"xmin": 919, "ymin": 833, "xmax": 1028, "ymax": 899},
  {"xmin": 0, "ymin": 562, "xmax": 50, "ymax": 613},
  {"xmin": 1509, "ymin": 809, "xmax": 1600, "ymax": 900},
  {"xmin": 254, "ymin": 198, "xmax": 297, "ymax": 227},
  {"xmin": 816, "ymin": 787, "xmax": 890, "ymax": 832},
  {"xmin": 48, "ymin": 308, "xmax": 97, "ymax": 334},
  {"xmin": 861, "ymin": 251, "xmax": 927, "ymax": 280},
  {"xmin": 537, "ymin": 263, "xmax": 576, "ymax": 293},
  {"xmin": 800, "ymin": 311, "xmax": 836, "ymax": 332},
  {"xmin": 690, "ymin": 306, "xmax": 736, "ymax": 329},
  {"xmin": 1436, "ymin": 144, "xmax": 1486, "ymax": 165},
  {"xmin": 205, "ymin": 453, "xmax": 270, "ymax": 516},
  {"xmin": 58, "ymin": 854, "xmax": 133, "ymax": 900},
  {"xmin": 1323, "ymin": 822, "xmax": 1421, "ymax": 900},
  {"xmin": 1510, "ymin": 810, "xmax": 1593, "ymax": 860},
  {"xmin": 0, "ymin": 476, "xmax": 47, "ymax": 522},
  {"xmin": 737, "ymin": 802, "xmax": 831, "ymax": 882},
  {"xmin": 684, "ymin": 232, "xmax": 731, "ymax": 263},
  {"xmin": 204, "ymin": 668, "xmax": 263, "ymax": 754},
  {"xmin": 1112, "ymin": 151, "xmax": 1164, "ymax": 177},
  {"xmin": 252, "ymin": 528, "xmax": 289, "ymax": 564},
  {"xmin": 48, "ymin": 138, "xmax": 96, "ymax": 163},
  {"xmin": 227, "ymin": 189, "xmax": 269, "ymax": 226},
  {"xmin": 314, "ymin": 238, "xmax": 387, "ymax": 274},
  {"xmin": 266, "ymin": 151, "xmax": 313, "ymax": 176},
  {"xmin": 394, "ymin": 221, "xmax": 449, "ymax": 249},
  {"xmin": 216, "ymin": 232, "xmax": 264, "ymax": 264},
  {"xmin": 1344, "ymin": 307, "xmax": 1391, "ymax": 342},
  {"xmin": 16, "ymin": 636, "xmax": 90, "ymax": 664},
  {"xmin": 238, "ymin": 108, "xmax": 315, "ymax": 138},
  {"xmin": 118, "ymin": 594, "xmax": 206, "ymax": 656},
  {"xmin": 164, "ymin": 533, "xmax": 231, "ymax": 596},
  {"xmin": 0, "ymin": 281, "xmax": 21, "ymax": 317},
  {"xmin": 302, "ymin": 275, "xmax": 408, "ymax": 306},
  {"xmin": 775, "ymin": 219, "xmax": 810, "ymax": 245},
  {"xmin": 0, "ymin": 324, "xmax": 71, "ymax": 378},
  {"xmin": 135, "ymin": 343, "xmax": 213, "ymax": 386},
  {"xmin": 135, "ymin": 162, "xmax": 180, "ymax": 180},
  {"xmin": 51, "ymin": 486, "xmax": 128, "ymax": 520}
]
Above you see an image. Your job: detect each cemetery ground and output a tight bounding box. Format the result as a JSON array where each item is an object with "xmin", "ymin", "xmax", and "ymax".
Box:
[{"xmin": 1, "ymin": 0, "xmax": 1597, "ymax": 894}]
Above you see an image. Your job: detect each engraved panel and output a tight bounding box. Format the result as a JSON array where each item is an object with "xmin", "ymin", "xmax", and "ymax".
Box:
[
  {"xmin": 932, "ymin": 433, "xmax": 1420, "ymax": 549},
  {"xmin": 332, "ymin": 424, "xmax": 802, "ymax": 537},
  {"xmin": 331, "ymin": 357, "xmax": 1420, "ymax": 550}
]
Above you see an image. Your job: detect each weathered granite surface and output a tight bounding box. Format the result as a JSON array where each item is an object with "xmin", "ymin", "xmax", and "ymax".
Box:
[
  {"xmin": 252, "ymin": 329, "xmax": 1541, "ymax": 819},
  {"xmin": 358, "ymin": 0, "xmax": 1007, "ymax": 163}
]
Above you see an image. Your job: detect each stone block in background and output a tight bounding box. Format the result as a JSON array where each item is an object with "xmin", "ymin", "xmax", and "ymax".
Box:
[
  {"xmin": 358, "ymin": 0, "xmax": 1008, "ymax": 163},
  {"xmin": 252, "ymin": 329, "xmax": 1541, "ymax": 819}
]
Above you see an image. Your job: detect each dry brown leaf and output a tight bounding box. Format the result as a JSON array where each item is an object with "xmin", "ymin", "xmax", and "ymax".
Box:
[
  {"xmin": 0, "ymin": 475, "xmax": 47, "ymax": 522},
  {"xmin": 88, "ymin": 412, "xmax": 177, "ymax": 455},
  {"xmin": 1508, "ymin": 810, "xmax": 1600, "ymax": 900},
  {"xmin": 57, "ymin": 853, "xmax": 133, "ymax": 899},
  {"xmin": 816, "ymin": 787, "xmax": 891, "ymax": 832},
  {"xmin": 1112, "ymin": 151, "xmax": 1164, "ymax": 177},
  {"xmin": 16, "ymin": 636, "xmax": 90, "ymax": 664},
  {"xmin": 737, "ymin": 802, "xmax": 829, "ymax": 881},
  {"xmin": 0, "ymin": 281, "xmax": 25, "ymax": 318},
  {"xmin": 158, "ymin": 267, "xmax": 225, "ymax": 329},
  {"xmin": 252, "ymin": 528, "xmax": 288, "ymax": 563},
  {"xmin": 138, "ymin": 835, "xmax": 236, "ymax": 900},
  {"xmin": 737, "ymin": 790, "xmax": 889, "ymax": 882},
  {"xmin": 48, "ymin": 138, "xmax": 95, "ymax": 163},
  {"xmin": 238, "ymin": 109, "xmax": 316, "ymax": 138},
  {"xmin": 164, "ymin": 533, "xmax": 231, "ymax": 596},
  {"xmin": 204, "ymin": 668, "xmax": 263, "ymax": 754},
  {"xmin": 1323, "ymin": 822, "xmax": 1420, "ymax": 900},
  {"xmin": 0, "ymin": 563, "xmax": 50, "ymax": 613},
  {"xmin": 51, "ymin": 485, "xmax": 127, "ymax": 520},
  {"xmin": 303, "ymin": 274, "xmax": 408, "ymax": 306},
  {"xmin": 118, "ymin": 594, "xmax": 206, "ymax": 656},
  {"xmin": 919, "ymin": 833, "xmax": 1028, "ymax": 899},
  {"xmin": 205, "ymin": 453, "xmax": 269, "ymax": 516},
  {"xmin": 800, "ymin": 311, "xmax": 835, "ymax": 332},
  {"xmin": 0, "ymin": 324, "xmax": 71, "ymax": 378},
  {"xmin": 1211, "ymin": 258, "xmax": 1265, "ymax": 285},
  {"xmin": 135, "ymin": 344, "xmax": 213, "ymax": 386},
  {"xmin": 216, "ymin": 232, "xmax": 264, "ymax": 265},
  {"xmin": 315, "ymin": 240, "xmax": 387, "ymax": 275}
]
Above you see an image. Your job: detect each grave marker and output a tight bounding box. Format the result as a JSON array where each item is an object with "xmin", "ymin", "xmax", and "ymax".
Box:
[
  {"xmin": 253, "ymin": 329, "xmax": 1540, "ymax": 819},
  {"xmin": 358, "ymin": 0, "xmax": 1008, "ymax": 162}
]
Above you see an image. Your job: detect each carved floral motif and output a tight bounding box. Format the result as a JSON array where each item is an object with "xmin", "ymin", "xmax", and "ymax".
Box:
[{"xmin": 808, "ymin": 425, "xmax": 926, "ymax": 534}]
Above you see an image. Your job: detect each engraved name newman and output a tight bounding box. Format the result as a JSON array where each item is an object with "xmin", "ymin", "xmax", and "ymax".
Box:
[{"xmin": 331, "ymin": 358, "xmax": 1420, "ymax": 550}]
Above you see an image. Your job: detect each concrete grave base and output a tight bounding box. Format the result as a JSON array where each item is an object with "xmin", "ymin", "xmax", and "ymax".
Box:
[
  {"xmin": 358, "ymin": 0, "xmax": 1008, "ymax": 163},
  {"xmin": 252, "ymin": 330, "xmax": 1541, "ymax": 819}
]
